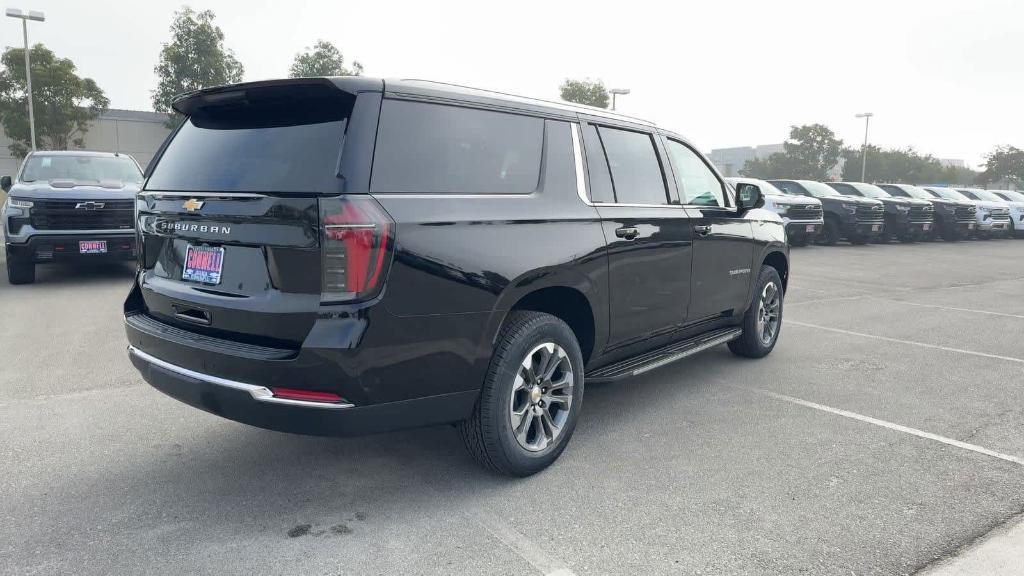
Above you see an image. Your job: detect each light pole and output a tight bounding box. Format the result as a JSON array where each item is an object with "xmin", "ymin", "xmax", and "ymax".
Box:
[
  {"xmin": 6, "ymin": 7, "xmax": 45, "ymax": 151},
  {"xmin": 609, "ymin": 88, "xmax": 630, "ymax": 111},
  {"xmin": 855, "ymin": 112, "xmax": 873, "ymax": 182}
]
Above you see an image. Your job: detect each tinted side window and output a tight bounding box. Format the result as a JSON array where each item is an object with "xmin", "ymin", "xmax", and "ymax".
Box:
[
  {"xmin": 371, "ymin": 100, "xmax": 543, "ymax": 194},
  {"xmin": 597, "ymin": 126, "xmax": 669, "ymax": 205},
  {"xmin": 665, "ymin": 140, "xmax": 725, "ymax": 207},
  {"xmin": 582, "ymin": 124, "xmax": 615, "ymax": 203}
]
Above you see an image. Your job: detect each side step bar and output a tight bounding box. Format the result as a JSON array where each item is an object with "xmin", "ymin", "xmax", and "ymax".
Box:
[{"xmin": 586, "ymin": 327, "xmax": 743, "ymax": 383}]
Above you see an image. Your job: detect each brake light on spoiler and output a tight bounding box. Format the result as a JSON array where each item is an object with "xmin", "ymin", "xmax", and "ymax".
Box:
[{"xmin": 319, "ymin": 196, "xmax": 394, "ymax": 303}]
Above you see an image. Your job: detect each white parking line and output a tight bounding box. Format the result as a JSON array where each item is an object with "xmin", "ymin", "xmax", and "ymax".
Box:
[
  {"xmin": 742, "ymin": 387, "xmax": 1024, "ymax": 466},
  {"xmin": 468, "ymin": 508, "xmax": 578, "ymax": 576},
  {"xmin": 889, "ymin": 300, "xmax": 1024, "ymax": 320},
  {"xmin": 786, "ymin": 320, "xmax": 1024, "ymax": 364}
]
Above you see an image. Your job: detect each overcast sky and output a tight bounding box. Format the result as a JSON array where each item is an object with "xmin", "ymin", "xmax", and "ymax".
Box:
[{"xmin": 6, "ymin": 0, "xmax": 1021, "ymax": 166}]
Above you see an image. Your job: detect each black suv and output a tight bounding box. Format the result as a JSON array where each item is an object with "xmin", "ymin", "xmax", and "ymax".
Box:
[
  {"xmin": 877, "ymin": 183, "xmax": 976, "ymax": 241},
  {"xmin": 769, "ymin": 179, "xmax": 885, "ymax": 244},
  {"xmin": 826, "ymin": 181, "xmax": 934, "ymax": 242},
  {"xmin": 124, "ymin": 78, "xmax": 789, "ymax": 476}
]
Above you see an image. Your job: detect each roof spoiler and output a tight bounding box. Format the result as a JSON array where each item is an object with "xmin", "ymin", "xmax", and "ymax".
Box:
[{"xmin": 171, "ymin": 77, "xmax": 383, "ymax": 116}]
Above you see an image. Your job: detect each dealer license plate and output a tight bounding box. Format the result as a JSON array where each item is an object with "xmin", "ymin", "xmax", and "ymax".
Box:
[
  {"xmin": 182, "ymin": 245, "xmax": 225, "ymax": 285},
  {"xmin": 79, "ymin": 240, "xmax": 107, "ymax": 254}
]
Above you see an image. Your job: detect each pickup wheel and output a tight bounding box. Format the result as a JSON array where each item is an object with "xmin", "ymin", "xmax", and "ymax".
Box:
[
  {"xmin": 820, "ymin": 218, "xmax": 840, "ymax": 246},
  {"xmin": 729, "ymin": 266, "xmax": 783, "ymax": 359},
  {"xmin": 6, "ymin": 259, "xmax": 35, "ymax": 285},
  {"xmin": 460, "ymin": 311, "xmax": 584, "ymax": 477}
]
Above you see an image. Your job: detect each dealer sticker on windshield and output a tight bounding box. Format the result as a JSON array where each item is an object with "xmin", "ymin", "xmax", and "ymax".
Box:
[{"xmin": 182, "ymin": 245, "xmax": 224, "ymax": 285}]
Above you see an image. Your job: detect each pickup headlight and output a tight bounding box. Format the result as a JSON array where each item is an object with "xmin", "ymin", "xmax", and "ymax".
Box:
[
  {"xmin": 8, "ymin": 198, "xmax": 33, "ymax": 209},
  {"xmin": 896, "ymin": 205, "xmax": 910, "ymax": 212},
  {"xmin": 840, "ymin": 203, "xmax": 858, "ymax": 213}
]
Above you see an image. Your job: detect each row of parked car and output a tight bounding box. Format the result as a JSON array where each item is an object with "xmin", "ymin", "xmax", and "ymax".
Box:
[{"xmin": 725, "ymin": 177, "xmax": 1023, "ymax": 246}]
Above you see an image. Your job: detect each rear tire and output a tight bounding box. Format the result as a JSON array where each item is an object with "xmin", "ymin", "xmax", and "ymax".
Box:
[
  {"xmin": 460, "ymin": 311, "xmax": 584, "ymax": 477},
  {"xmin": 729, "ymin": 266, "xmax": 784, "ymax": 359},
  {"xmin": 6, "ymin": 259, "xmax": 35, "ymax": 285}
]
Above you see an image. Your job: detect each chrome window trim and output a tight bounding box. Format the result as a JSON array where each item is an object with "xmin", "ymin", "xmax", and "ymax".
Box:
[
  {"xmin": 127, "ymin": 345, "xmax": 355, "ymax": 410},
  {"xmin": 571, "ymin": 123, "xmax": 685, "ymax": 210},
  {"xmin": 570, "ymin": 123, "xmax": 589, "ymax": 205}
]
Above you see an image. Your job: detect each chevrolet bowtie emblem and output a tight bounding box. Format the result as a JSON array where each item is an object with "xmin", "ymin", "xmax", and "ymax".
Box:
[{"xmin": 182, "ymin": 198, "xmax": 205, "ymax": 212}]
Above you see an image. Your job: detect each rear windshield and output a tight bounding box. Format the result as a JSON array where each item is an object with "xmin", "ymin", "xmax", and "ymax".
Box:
[
  {"xmin": 147, "ymin": 85, "xmax": 352, "ymax": 193},
  {"xmin": 22, "ymin": 155, "xmax": 142, "ymax": 185}
]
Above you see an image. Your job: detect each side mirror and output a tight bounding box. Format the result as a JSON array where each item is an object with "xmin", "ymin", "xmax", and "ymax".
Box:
[
  {"xmin": 0, "ymin": 176, "xmax": 11, "ymax": 193},
  {"xmin": 735, "ymin": 183, "xmax": 764, "ymax": 211}
]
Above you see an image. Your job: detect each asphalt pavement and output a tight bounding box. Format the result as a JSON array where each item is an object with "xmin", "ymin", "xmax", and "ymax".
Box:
[{"xmin": 2, "ymin": 238, "xmax": 1023, "ymax": 575}]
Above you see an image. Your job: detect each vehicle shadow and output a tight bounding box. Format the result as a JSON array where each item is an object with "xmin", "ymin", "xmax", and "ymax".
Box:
[
  {"xmin": 0, "ymin": 260, "xmax": 135, "ymax": 288},
  {"xmin": 26, "ymin": 348, "xmax": 733, "ymax": 564}
]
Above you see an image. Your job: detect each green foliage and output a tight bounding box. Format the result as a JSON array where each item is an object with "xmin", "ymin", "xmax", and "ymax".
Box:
[
  {"xmin": 559, "ymin": 78, "xmax": 609, "ymax": 109},
  {"xmin": 740, "ymin": 124, "xmax": 842, "ymax": 180},
  {"xmin": 289, "ymin": 40, "xmax": 362, "ymax": 78},
  {"xmin": 978, "ymin": 145, "xmax": 1024, "ymax": 187},
  {"xmin": 152, "ymin": 7, "xmax": 244, "ymax": 127},
  {"xmin": 840, "ymin": 146, "xmax": 978, "ymax": 184},
  {"xmin": 0, "ymin": 44, "xmax": 108, "ymax": 158}
]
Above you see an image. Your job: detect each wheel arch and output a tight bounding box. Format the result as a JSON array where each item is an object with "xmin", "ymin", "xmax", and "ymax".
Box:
[
  {"xmin": 761, "ymin": 250, "xmax": 789, "ymax": 292},
  {"xmin": 489, "ymin": 269, "xmax": 604, "ymax": 366}
]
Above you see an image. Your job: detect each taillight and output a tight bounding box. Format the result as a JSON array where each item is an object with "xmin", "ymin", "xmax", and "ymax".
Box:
[{"xmin": 319, "ymin": 196, "xmax": 394, "ymax": 303}]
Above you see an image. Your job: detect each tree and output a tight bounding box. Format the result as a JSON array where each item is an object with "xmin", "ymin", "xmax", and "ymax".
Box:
[
  {"xmin": 781, "ymin": 124, "xmax": 843, "ymax": 180},
  {"xmin": 289, "ymin": 40, "xmax": 362, "ymax": 78},
  {"xmin": 559, "ymin": 78, "xmax": 609, "ymax": 108},
  {"xmin": 978, "ymin": 145, "xmax": 1024, "ymax": 187},
  {"xmin": 152, "ymin": 7, "xmax": 244, "ymax": 127},
  {"xmin": 0, "ymin": 44, "xmax": 108, "ymax": 157},
  {"xmin": 840, "ymin": 146, "xmax": 979, "ymax": 184},
  {"xmin": 739, "ymin": 124, "xmax": 843, "ymax": 180},
  {"xmin": 739, "ymin": 153, "xmax": 802, "ymax": 180}
]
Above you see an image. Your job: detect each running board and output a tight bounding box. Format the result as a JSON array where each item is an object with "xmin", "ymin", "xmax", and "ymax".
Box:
[{"xmin": 586, "ymin": 327, "xmax": 743, "ymax": 383}]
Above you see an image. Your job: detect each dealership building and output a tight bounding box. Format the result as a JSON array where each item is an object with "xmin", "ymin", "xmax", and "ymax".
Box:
[{"xmin": 0, "ymin": 109, "xmax": 171, "ymax": 178}]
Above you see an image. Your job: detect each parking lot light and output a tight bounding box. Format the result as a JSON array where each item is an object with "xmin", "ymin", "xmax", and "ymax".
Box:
[
  {"xmin": 610, "ymin": 88, "xmax": 630, "ymax": 111},
  {"xmin": 855, "ymin": 112, "xmax": 874, "ymax": 181},
  {"xmin": 6, "ymin": 7, "xmax": 46, "ymax": 151}
]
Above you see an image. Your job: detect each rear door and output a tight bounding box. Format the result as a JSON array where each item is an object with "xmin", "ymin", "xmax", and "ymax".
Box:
[
  {"xmin": 663, "ymin": 137, "xmax": 754, "ymax": 321},
  {"xmin": 135, "ymin": 80, "xmax": 382, "ymax": 348},
  {"xmin": 579, "ymin": 121, "xmax": 692, "ymax": 349}
]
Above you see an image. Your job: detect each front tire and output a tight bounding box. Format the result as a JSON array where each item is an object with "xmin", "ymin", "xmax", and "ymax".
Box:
[
  {"xmin": 460, "ymin": 311, "xmax": 584, "ymax": 477},
  {"xmin": 6, "ymin": 258, "xmax": 35, "ymax": 285},
  {"xmin": 820, "ymin": 218, "xmax": 840, "ymax": 246},
  {"xmin": 729, "ymin": 266, "xmax": 784, "ymax": 359}
]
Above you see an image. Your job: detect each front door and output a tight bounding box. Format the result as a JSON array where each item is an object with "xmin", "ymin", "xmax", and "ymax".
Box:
[{"xmin": 662, "ymin": 138, "xmax": 754, "ymax": 321}]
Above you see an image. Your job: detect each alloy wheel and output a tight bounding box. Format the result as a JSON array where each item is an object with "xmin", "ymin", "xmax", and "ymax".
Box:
[
  {"xmin": 509, "ymin": 342, "xmax": 574, "ymax": 452},
  {"xmin": 757, "ymin": 281, "xmax": 781, "ymax": 345}
]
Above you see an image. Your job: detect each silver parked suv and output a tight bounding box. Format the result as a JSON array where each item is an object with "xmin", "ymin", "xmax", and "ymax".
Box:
[
  {"xmin": 726, "ymin": 177, "xmax": 824, "ymax": 245},
  {"xmin": 1, "ymin": 151, "xmax": 143, "ymax": 284}
]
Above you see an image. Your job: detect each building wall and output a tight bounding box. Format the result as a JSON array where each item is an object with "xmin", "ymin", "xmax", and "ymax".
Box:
[{"xmin": 0, "ymin": 109, "xmax": 171, "ymax": 178}]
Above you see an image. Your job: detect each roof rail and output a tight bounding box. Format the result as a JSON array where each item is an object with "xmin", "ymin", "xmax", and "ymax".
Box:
[{"xmin": 394, "ymin": 78, "xmax": 656, "ymax": 126}]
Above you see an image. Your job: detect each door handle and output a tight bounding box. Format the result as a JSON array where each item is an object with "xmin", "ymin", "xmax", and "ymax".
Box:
[
  {"xmin": 615, "ymin": 226, "xmax": 640, "ymax": 240},
  {"xmin": 694, "ymin": 224, "xmax": 712, "ymax": 236}
]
